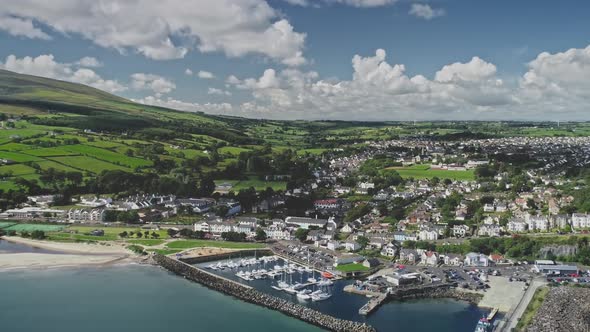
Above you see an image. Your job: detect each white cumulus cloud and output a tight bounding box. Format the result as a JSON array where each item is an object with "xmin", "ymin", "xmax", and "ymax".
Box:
[
  {"xmin": 0, "ymin": 15, "xmax": 51, "ymax": 39},
  {"xmin": 409, "ymin": 4, "xmax": 446, "ymax": 20},
  {"xmin": 130, "ymin": 73, "xmax": 176, "ymax": 95},
  {"xmin": 0, "ymin": 0, "xmax": 307, "ymax": 65},
  {"xmin": 0, "ymin": 54, "xmax": 126, "ymax": 93},
  {"xmin": 197, "ymin": 70, "xmax": 215, "ymax": 79}
]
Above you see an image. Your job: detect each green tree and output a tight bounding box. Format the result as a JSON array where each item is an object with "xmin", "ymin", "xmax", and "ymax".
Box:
[
  {"xmin": 295, "ymin": 228, "xmax": 309, "ymax": 242},
  {"xmin": 31, "ymin": 230, "xmax": 45, "ymax": 240},
  {"xmin": 356, "ymin": 235, "xmax": 370, "ymax": 249},
  {"xmin": 255, "ymin": 228, "xmax": 267, "ymax": 242}
]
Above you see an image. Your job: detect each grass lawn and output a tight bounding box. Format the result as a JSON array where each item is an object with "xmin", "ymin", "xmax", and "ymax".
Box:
[
  {"xmin": 0, "ymin": 222, "xmax": 16, "ymax": 229},
  {"xmin": 62, "ymin": 145, "xmax": 152, "ymax": 168},
  {"xmin": 515, "ymin": 286, "xmax": 549, "ymax": 331},
  {"xmin": 335, "ymin": 263, "xmax": 370, "ymax": 272},
  {"xmin": 218, "ymin": 146, "xmax": 251, "ymax": 156},
  {"xmin": 0, "ymin": 164, "xmax": 37, "ymax": 176},
  {"xmin": 147, "ymin": 248, "xmax": 183, "ymax": 255},
  {"xmin": 215, "ymin": 178, "xmax": 287, "ymax": 191},
  {"xmin": 23, "ymin": 147, "xmax": 79, "ymax": 157},
  {"xmin": 127, "ymin": 239, "xmax": 165, "ymax": 246},
  {"xmin": 5, "ymin": 224, "xmax": 65, "ymax": 232},
  {"xmin": 49, "ymin": 156, "xmax": 131, "ymax": 173},
  {"xmin": 166, "ymin": 240, "xmax": 266, "ymax": 250},
  {"xmin": 297, "ymin": 148, "xmax": 328, "ymax": 156},
  {"xmin": 0, "ymin": 151, "xmax": 42, "ymax": 162},
  {"xmin": 68, "ymin": 226, "xmax": 169, "ymax": 239},
  {"xmin": 386, "ymin": 164, "xmax": 475, "ymax": 181}
]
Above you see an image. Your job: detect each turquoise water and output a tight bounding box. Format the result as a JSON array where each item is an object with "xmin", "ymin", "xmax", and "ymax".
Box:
[
  {"xmin": 0, "ymin": 264, "xmax": 485, "ymax": 332},
  {"xmin": 0, "ymin": 265, "xmax": 321, "ymax": 332}
]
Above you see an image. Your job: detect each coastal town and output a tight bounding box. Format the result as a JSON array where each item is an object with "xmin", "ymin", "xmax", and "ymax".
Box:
[{"xmin": 3, "ymin": 133, "xmax": 590, "ymax": 331}]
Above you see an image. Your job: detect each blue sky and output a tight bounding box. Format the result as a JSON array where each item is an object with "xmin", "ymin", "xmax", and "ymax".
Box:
[{"xmin": 1, "ymin": 0, "xmax": 589, "ymax": 120}]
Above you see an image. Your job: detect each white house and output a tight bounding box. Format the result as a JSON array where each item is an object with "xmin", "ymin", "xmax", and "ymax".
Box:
[
  {"xmin": 418, "ymin": 229, "xmax": 438, "ymax": 241},
  {"xmin": 507, "ymin": 219, "xmax": 527, "ymax": 233},
  {"xmin": 572, "ymin": 213, "xmax": 590, "ymax": 229},
  {"xmin": 285, "ymin": 216, "xmax": 328, "ymax": 229},
  {"xmin": 452, "ymin": 225, "xmax": 470, "ymax": 237},
  {"xmin": 421, "ymin": 251, "xmax": 439, "ymax": 266},
  {"xmin": 464, "ymin": 252, "xmax": 492, "ymax": 267},
  {"xmin": 478, "ymin": 224, "xmax": 501, "ymax": 237},
  {"xmin": 380, "ymin": 243, "xmax": 398, "ymax": 257}
]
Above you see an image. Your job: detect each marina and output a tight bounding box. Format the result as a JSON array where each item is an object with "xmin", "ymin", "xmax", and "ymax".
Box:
[
  {"xmin": 194, "ymin": 254, "xmax": 488, "ymax": 331},
  {"xmin": 203, "ymin": 254, "xmax": 336, "ymax": 301}
]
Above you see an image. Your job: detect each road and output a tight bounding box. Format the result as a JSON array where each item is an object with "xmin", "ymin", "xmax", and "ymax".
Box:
[{"xmin": 500, "ymin": 279, "xmax": 545, "ymax": 332}]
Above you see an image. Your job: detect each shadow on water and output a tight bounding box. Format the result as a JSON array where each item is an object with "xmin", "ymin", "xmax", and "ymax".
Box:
[{"xmin": 197, "ymin": 257, "xmax": 487, "ymax": 332}]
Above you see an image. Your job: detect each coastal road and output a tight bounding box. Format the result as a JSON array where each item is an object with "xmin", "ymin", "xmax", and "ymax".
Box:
[{"xmin": 501, "ymin": 279, "xmax": 545, "ymax": 332}]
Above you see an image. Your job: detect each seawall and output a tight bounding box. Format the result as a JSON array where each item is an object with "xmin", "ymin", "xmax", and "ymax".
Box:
[{"xmin": 153, "ymin": 254, "xmax": 376, "ymax": 332}]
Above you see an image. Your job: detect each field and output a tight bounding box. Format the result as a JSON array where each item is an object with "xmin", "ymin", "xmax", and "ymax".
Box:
[
  {"xmin": 0, "ymin": 221, "xmax": 16, "ymax": 229},
  {"xmin": 0, "ymin": 164, "xmax": 37, "ymax": 176},
  {"xmin": 68, "ymin": 226, "xmax": 169, "ymax": 240},
  {"xmin": 166, "ymin": 240, "xmax": 266, "ymax": 249},
  {"xmin": 49, "ymin": 156, "xmax": 131, "ymax": 173},
  {"xmin": 24, "ymin": 147, "xmax": 79, "ymax": 157},
  {"xmin": 61, "ymin": 145, "xmax": 152, "ymax": 168},
  {"xmin": 335, "ymin": 263, "xmax": 370, "ymax": 272},
  {"xmin": 0, "ymin": 151, "xmax": 41, "ymax": 162},
  {"xmin": 4, "ymin": 224, "xmax": 65, "ymax": 232},
  {"xmin": 215, "ymin": 178, "xmax": 287, "ymax": 191},
  {"xmin": 127, "ymin": 239, "xmax": 166, "ymax": 246},
  {"xmin": 386, "ymin": 164, "xmax": 475, "ymax": 181}
]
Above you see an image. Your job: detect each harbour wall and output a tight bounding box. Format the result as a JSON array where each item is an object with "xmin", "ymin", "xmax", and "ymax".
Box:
[
  {"xmin": 178, "ymin": 249, "xmax": 272, "ymax": 264},
  {"xmin": 153, "ymin": 254, "xmax": 376, "ymax": 332}
]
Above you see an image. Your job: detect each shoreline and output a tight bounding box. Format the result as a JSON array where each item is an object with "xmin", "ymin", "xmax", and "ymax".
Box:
[{"xmin": 0, "ymin": 236, "xmax": 137, "ymax": 271}]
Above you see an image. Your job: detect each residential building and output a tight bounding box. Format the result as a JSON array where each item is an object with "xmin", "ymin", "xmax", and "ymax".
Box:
[
  {"xmin": 478, "ymin": 224, "xmax": 501, "ymax": 237},
  {"xmin": 285, "ymin": 216, "xmax": 328, "ymax": 229},
  {"xmin": 464, "ymin": 252, "xmax": 492, "ymax": 267}
]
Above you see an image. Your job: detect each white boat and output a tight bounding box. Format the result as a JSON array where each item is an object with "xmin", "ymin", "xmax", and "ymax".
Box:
[
  {"xmin": 311, "ymin": 292, "xmax": 332, "ymax": 301},
  {"xmin": 317, "ymin": 279, "xmax": 334, "ymax": 286},
  {"xmin": 284, "ymin": 287, "xmax": 298, "ymax": 294},
  {"xmin": 291, "ymin": 282, "xmax": 306, "ymax": 290},
  {"xmin": 307, "ymin": 277, "xmax": 318, "ymax": 284},
  {"xmin": 296, "ymin": 292, "xmax": 311, "ymax": 300}
]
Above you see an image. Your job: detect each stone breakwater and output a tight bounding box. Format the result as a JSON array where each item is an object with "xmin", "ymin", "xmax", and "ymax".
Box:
[
  {"xmin": 153, "ymin": 254, "xmax": 376, "ymax": 332},
  {"xmin": 526, "ymin": 287, "xmax": 590, "ymax": 332},
  {"xmin": 390, "ymin": 284, "xmax": 483, "ymax": 305}
]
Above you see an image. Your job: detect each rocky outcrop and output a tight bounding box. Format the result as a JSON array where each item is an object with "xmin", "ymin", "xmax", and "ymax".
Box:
[
  {"xmin": 153, "ymin": 254, "xmax": 375, "ymax": 332},
  {"xmin": 538, "ymin": 245, "xmax": 577, "ymax": 259},
  {"xmin": 526, "ymin": 287, "xmax": 590, "ymax": 332}
]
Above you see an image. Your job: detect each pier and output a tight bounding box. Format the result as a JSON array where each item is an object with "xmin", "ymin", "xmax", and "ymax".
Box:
[{"xmin": 359, "ymin": 294, "xmax": 388, "ymax": 316}]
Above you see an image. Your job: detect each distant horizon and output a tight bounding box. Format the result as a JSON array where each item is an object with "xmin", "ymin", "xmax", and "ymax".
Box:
[{"xmin": 1, "ymin": 0, "xmax": 589, "ymax": 121}]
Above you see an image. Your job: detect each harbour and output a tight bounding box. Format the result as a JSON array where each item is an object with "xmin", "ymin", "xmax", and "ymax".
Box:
[{"xmin": 186, "ymin": 253, "xmax": 488, "ymax": 331}]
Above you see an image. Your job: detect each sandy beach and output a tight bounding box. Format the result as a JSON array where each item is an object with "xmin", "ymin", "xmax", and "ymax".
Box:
[{"xmin": 0, "ymin": 237, "xmax": 134, "ymax": 271}]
